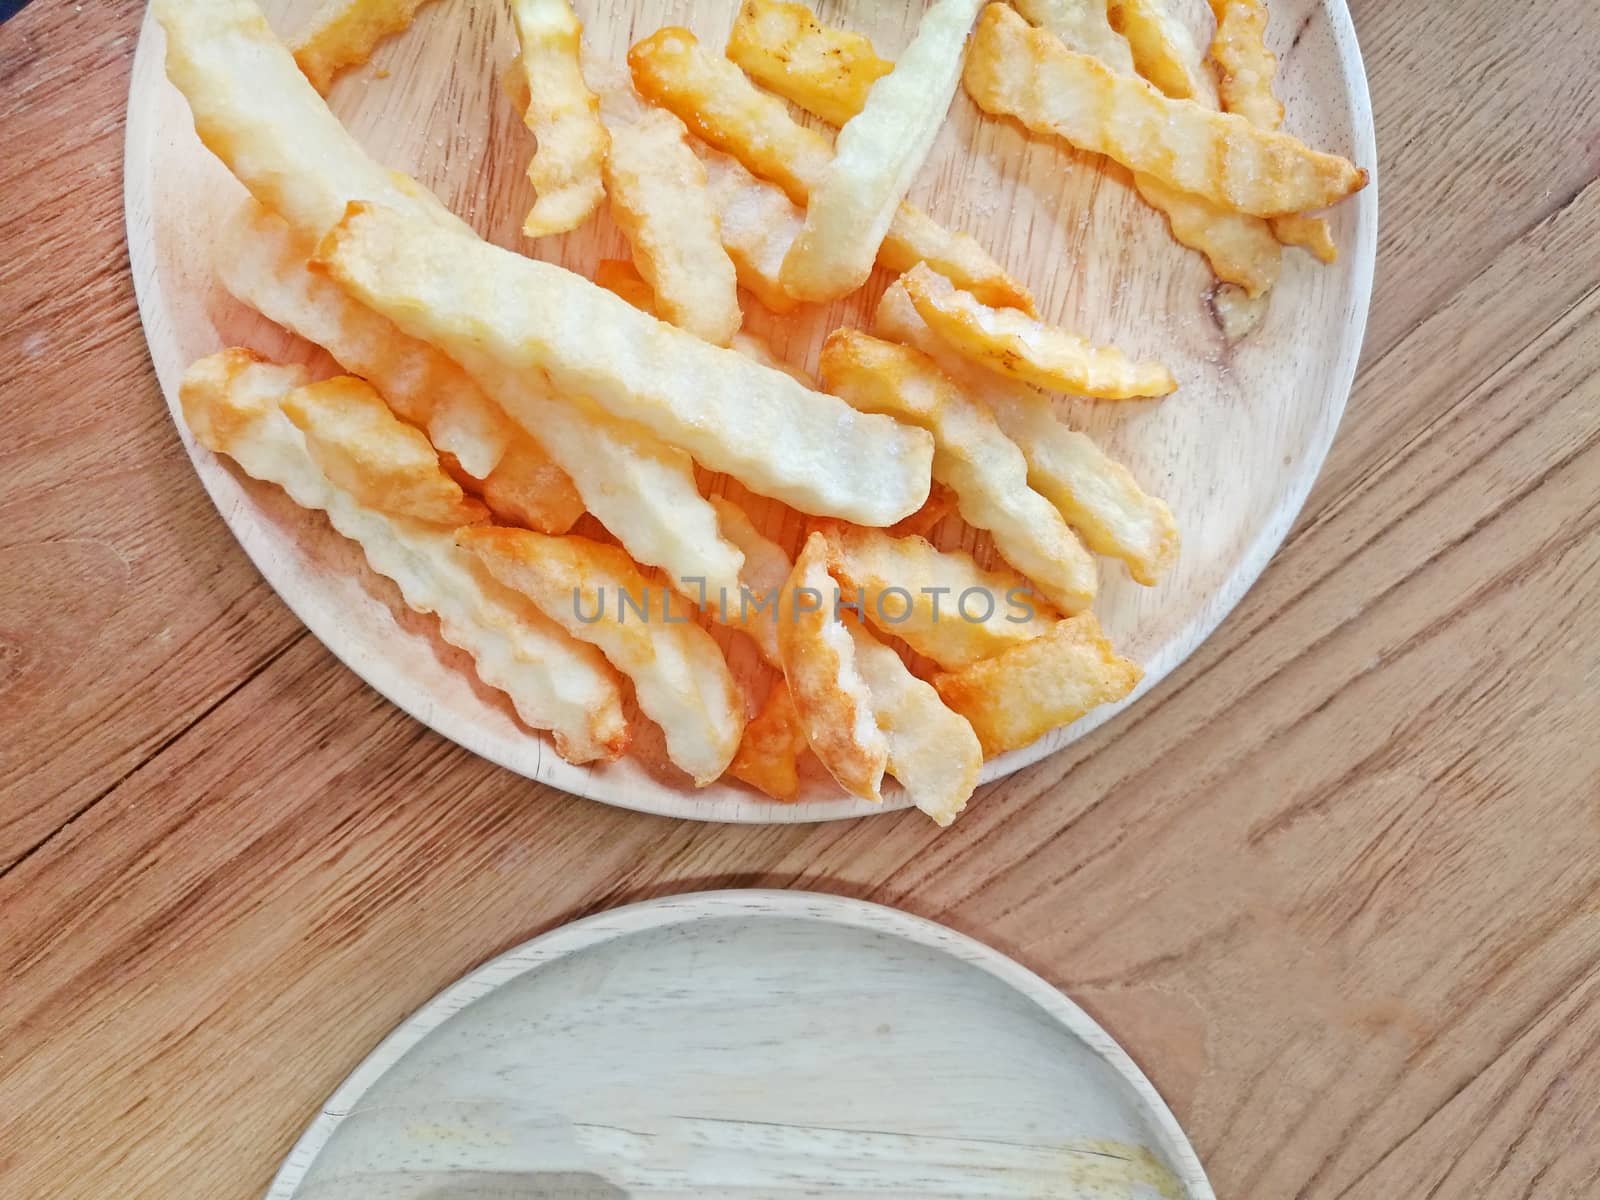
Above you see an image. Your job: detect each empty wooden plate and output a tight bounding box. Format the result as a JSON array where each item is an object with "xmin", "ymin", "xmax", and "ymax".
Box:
[{"xmin": 266, "ymin": 891, "xmax": 1214, "ymax": 1198}]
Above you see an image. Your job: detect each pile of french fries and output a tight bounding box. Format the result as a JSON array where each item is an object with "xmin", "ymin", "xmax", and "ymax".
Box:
[{"xmin": 158, "ymin": 0, "xmax": 1366, "ymax": 825}]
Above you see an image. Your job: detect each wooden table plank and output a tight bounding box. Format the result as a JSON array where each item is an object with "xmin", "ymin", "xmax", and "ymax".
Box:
[
  {"xmin": 0, "ymin": 0, "xmax": 303, "ymax": 868},
  {"xmin": 2, "ymin": 0, "xmax": 1598, "ymax": 1197}
]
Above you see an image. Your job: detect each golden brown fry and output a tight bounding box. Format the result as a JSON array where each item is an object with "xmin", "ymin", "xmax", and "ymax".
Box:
[
  {"xmin": 932, "ymin": 613, "xmax": 1141, "ymax": 756},
  {"xmin": 726, "ymin": 0, "xmax": 893, "ymax": 128},
  {"xmin": 1133, "ymin": 174, "xmax": 1281, "ymax": 295},
  {"xmin": 1208, "ymin": 0, "xmax": 1339, "ymax": 262},
  {"xmin": 216, "ymin": 201, "xmax": 585, "ymax": 532},
  {"xmin": 848, "ymin": 622, "xmax": 982, "ymax": 826},
  {"xmin": 964, "ymin": 3, "xmax": 1367, "ymax": 218},
  {"xmin": 820, "ymin": 524, "xmax": 1055, "ymax": 670},
  {"xmin": 777, "ymin": 533, "xmax": 888, "ymax": 801},
  {"xmin": 819, "ymin": 329, "xmax": 1099, "ymax": 615},
  {"xmin": 876, "ymin": 281, "xmax": 1178, "ymax": 584},
  {"xmin": 695, "ymin": 146, "xmax": 806, "ymax": 315},
  {"xmin": 903, "ymin": 263, "xmax": 1176, "ymax": 399},
  {"xmin": 508, "ymin": 0, "xmax": 608, "ymax": 237},
  {"xmin": 460, "ymin": 526, "xmax": 745, "ymax": 786},
  {"xmin": 317, "ymin": 202, "xmax": 934, "ymax": 526},
  {"xmin": 598, "ymin": 90, "xmax": 741, "ymax": 345},
  {"xmin": 1206, "ymin": 0, "xmax": 1280, "ymax": 129},
  {"xmin": 154, "ymin": 0, "xmax": 472, "ymax": 240},
  {"xmin": 631, "ymin": 27, "xmax": 830, "ymax": 202},
  {"xmin": 629, "ymin": 27, "xmax": 1034, "ymax": 312},
  {"xmin": 738, "ymin": 0, "xmax": 1278, "ymax": 297},
  {"xmin": 710, "ymin": 494, "xmax": 793, "ymax": 668},
  {"xmin": 280, "ymin": 376, "xmax": 490, "ymax": 527},
  {"xmin": 728, "ymin": 679, "xmax": 809, "ymax": 802},
  {"xmin": 1007, "ymin": 0, "xmax": 1280, "ymax": 293},
  {"xmin": 1109, "ymin": 0, "xmax": 1210, "ymax": 99},
  {"xmin": 181, "ymin": 349, "xmax": 629, "ymax": 764},
  {"xmin": 1012, "ymin": 0, "xmax": 1134, "ymax": 73},
  {"xmin": 291, "ymin": 0, "xmax": 439, "ymax": 95},
  {"xmin": 1270, "ymin": 212, "xmax": 1338, "ymax": 263},
  {"xmin": 779, "ymin": 0, "xmax": 984, "ymax": 302}
]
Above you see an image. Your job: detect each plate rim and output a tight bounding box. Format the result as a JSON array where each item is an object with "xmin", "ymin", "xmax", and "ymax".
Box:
[
  {"xmin": 262, "ymin": 888, "xmax": 1217, "ymax": 1199},
  {"xmin": 123, "ymin": 0, "xmax": 1378, "ymax": 825}
]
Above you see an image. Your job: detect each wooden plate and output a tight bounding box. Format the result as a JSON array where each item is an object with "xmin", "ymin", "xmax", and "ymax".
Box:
[
  {"xmin": 124, "ymin": 0, "xmax": 1377, "ymax": 822},
  {"xmin": 265, "ymin": 890, "xmax": 1215, "ymax": 1198}
]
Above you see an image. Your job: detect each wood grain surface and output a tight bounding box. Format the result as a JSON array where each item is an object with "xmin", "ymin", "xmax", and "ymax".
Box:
[{"xmin": 1, "ymin": 0, "xmax": 1597, "ymax": 1197}]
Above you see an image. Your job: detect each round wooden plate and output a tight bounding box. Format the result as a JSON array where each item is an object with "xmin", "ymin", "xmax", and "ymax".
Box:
[
  {"xmin": 124, "ymin": 0, "xmax": 1377, "ymax": 823},
  {"xmin": 265, "ymin": 891, "xmax": 1215, "ymax": 1198}
]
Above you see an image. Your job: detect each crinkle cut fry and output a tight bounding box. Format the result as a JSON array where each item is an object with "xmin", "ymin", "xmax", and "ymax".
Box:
[
  {"xmin": 314, "ymin": 201, "xmax": 935, "ymax": 527},
  {"xmin": 178, "ymin": 348, "xmax": 629, "ymax": 764},
  {"xmin": 216, "ymin": 200, "xmax": 585, "ymax": 531},
  {"xmin": 1208, "ymin": 0, "xmax": 1339, "ymax": 261},
  {"xmin": 291, "ymin": 0, "xmax": 440, "ymax": 95},
  {"xmin": 875, "ymin": 280, "xmax": 1179, "ymax": 586},
  {"xmin": 778, "ymin": 0, "xmax": 985, "ymax": 303},
  {"xmin": 628, "ymin": 26, "xmax": 1035, "ymax": 312},
  {"xmin": 460, "ymin": 526, "xmax": 745, "ymax": 786},
  {"xmin": 509, "ymin": 0, "xmax": 609, "ymax": 237},
  {"xmin": 732, "ymin": 0, "xmax": 1277, "ymax": 296},
  {"xmin": 153, "ymin": 0, "xmax": 470, "ymax": 239},
  {"xmin": 963, "ymin": 3, "xmax": 1367, "ymax": 218}
]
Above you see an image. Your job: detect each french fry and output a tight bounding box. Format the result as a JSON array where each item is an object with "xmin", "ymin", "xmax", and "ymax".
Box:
[
  {"xmin": 964, "ymin": 3, "xmax": 1367, "ymax": 218},
  {"xmin": 594, "ymin": 257, "xmax": 810, "ymax": 383},
  {"xmin": 736, "ymin": 0, "xmax": 1279, "ymax": 297},
  {"xmin": 154, "ymin": 0, "xmax": 470, "ymax": 240},
  {"xmin": 726, "ymin": 0, "xmax": 893, "ymax": 128},
  {"xmin": 696, "ymin": 146, "xmax": 806, "ymax": 315},
  {"xmin": 1020, "ymin": 0, "xmax": 1281, "ymax": 292},
  {"xmin": 1109, "ymin": 0, "xmax": 1211, "ymax": 100},
  {"xmin": 460, "ymin": 527, "xmax": 745, "ymax": 786},
  {"xmin": 316, "ymin": 202, "xmax": 934, "ymax": 526},
  {"xmin": 820, "ymin": 524, "xmax": 1056, "ymax": 670},
  {"xmin": 728, "ymin": 679, "xmax": 810, "ymax": 802},
  {"xmin": 460, "ymin": 354, "xmax": 747, "ymax": 604},
  {"xmin": 508, "ymin": 0, "xmax": 608, "ymax": 238},
  {"xmin": 1208, "ymin": 0, "xmax": 1338, "ymax": 262},
  {"xmin": 632, "ymin": 27, "xmax": 831, "ymax": 204},
  {"xmin": 158, "ymin": 5, "xmax": 743, "ymax": 590},
  {"xmin": 848, "ymin": 622, "xmax": 982, "ymax": 826},
  {"xmin": 1012, "ymin": 0, "xmax": 1136, "ymax": 74},
  {"xmin": 280, "ymin": 377, "xmax": 489, "ymax": 527},
  {"xmin": 180, "ymin": 349, "xmax": 629, "ymax": 764},
  {"xmin": 902, "ymin": 263, "xmax": 1176, "ymax": 399},
  {"xmin": 779, "ymin": 0, "xmax": 984, "ymax": 302},
  {"xmin": 217, "ymin": 201, "xmax": 585, "ymax": 532},
  {"xmin": 290, "ymin": 0, "xmax": 439, "ymax": 95},
  {"xmin": 932, "ymin": 613, "xmax": 1142, "ymax": 756},
  {"xmin": 593, "ymin": 73, "xmax": 741, "ymax": 345},
  {"xmin": 1206, "ymin": 0, "xmax": 1279, "ymax": 127},
  {"xmin": 819, "ymin": 329, "xmax": 1099, "ymax": 615},
  {"xmin": 711, "ymin": 495, "xmax": 794, "ymax": 669},
  {"xmin": 629, "ymin": 27, "xmax": 1035, "ymax": 312},
  {"xmin": 1129, "ymin": 174, "xmax": 1281, "ymax": 296},
  {"xmin": 777, "ymin": 533, "xmax": 889, "ymax": 801},
  {"xmin": 876, "ymin": 281, "xmax": 1178, "ymax": 584}
]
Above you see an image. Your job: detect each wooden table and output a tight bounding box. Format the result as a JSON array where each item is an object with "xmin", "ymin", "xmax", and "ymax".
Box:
[{"xmin": 2, "ymin": 1, "xmax": 1597, "ymax": 1195}]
